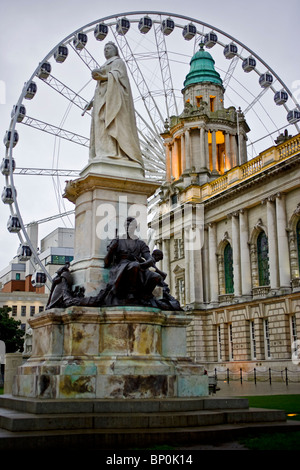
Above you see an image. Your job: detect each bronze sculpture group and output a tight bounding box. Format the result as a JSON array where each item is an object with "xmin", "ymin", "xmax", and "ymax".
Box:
[{"xmin": 46, "ymin": 217, "xmax": 182, "ymax": 311}]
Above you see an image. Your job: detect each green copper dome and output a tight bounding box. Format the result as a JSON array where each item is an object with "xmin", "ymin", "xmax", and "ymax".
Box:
[{"xmin": 184, "ymin": 44, "xmax": 223, "ymax": 88}]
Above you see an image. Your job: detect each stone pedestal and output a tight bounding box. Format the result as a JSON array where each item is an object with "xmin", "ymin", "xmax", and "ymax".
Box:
[
  {"xmin": 63, "ymin": 169, "xmax": 159, "ymax": 295},
  {"xmin": 12, "ymin": 307, "xmax": 208, "ymax": 399}
]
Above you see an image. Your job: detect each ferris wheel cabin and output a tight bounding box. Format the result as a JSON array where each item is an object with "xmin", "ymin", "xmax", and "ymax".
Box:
[
  {"xmin": 17, "ymin": 244, "xmax": 32, "ymax": 262},
  {"xmin": 242, "ymin": 56, "xmax": 256, "ymax": 72},
  {"xmin": 1, "ymin": 186, "xmax": 14, "ymax": 204},
  {"xmin": 37, "ymin": 61, "xmax": 51, "ymax": 80},
  {"xmin": 161, "ymin": 18, "xmax": 175, "ymax": 35},
  {"xmin": 1, "ymin": 158, "xmax": 15, "ymax": 176},
  {"xmin": 54, "ymin": 45, "xmax": 69, "ymax": 63},
  {"xmin": 116, "ymin": 17, "xmax": 130, "ymax": 35},
  {"xmin": 224, "ymin": 42, "xmax": 238, "ymax": 59},
  {"xmin": 274, "ymin": 90, "xmax": 288, "ymax": 105},
  {"xmin": 11, "ymin": 104, "xmax": 26, "ymax": 123},
  {"xmin": 204, "ymin": 31, "xmax": 218, "ymax": 48},
  {"xmin": 182, "ymin": 23, "xmax": 196, "ymax": 40},
  {"xmin": 3, "ymin": 130, "xmax": 19, "ymax": 148},
  {"xmin": 7, "ymin": 214, "xmax": 21, "ymax": 233},
  {"xmin": 73, "ymin": 32, "xmax": 88, "ymax": 50},
  {"xmin": 259, "ymin": 72, "xmax": 273, "ymax": 87},
  {"xmin": 25, "ymin": 82, "xmax": 37, "ymax": 100},
  {"xmin": 287, "ymin": 109, "xmax": 300, "ymax": 124},
  {"xmin": 31, "ymin": 271, "xmax": 47, "ymax": 288},
  {"xmin": 94, "ymin": 23, "xmax": 108, "ymax": 40},
  {"xmin": 138, "ymin": 16, "xmax": 153, "ymax": 34}
]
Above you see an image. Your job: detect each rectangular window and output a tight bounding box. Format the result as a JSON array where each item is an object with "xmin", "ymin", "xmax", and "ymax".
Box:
[
  {"xmin": 291, "ymin": 315, "xmax": 298, "ymax": 358},
  {"xmin": 12, "ymin": 305, "xmax": 17, "ymax": 316},
  {"xmin": 39, "ymin": 306, "xmax": 44, "ymax": 313},
  {"xmin": 51, "ymin": 255, "xmax": 73, "ymax": 265},
  {"xmin": 228, "ymin": 324, "xmax": 234, "ymax": 361},
  {"xmin": 250, "ymin": 320, "xmax": 257, "ymax": 360},
  {"xmin": 264, "ymin": 319, "xmax": 271, "ymax": 359},
  {"xmin": 174, "ymin": 238, "xmax": 184, "ymax": 259},
  {"xmin": 176, "ymin": 277, "xmax": 185, "ymax": 306},
  {"xmin": 15, "ymin": 273, "xmax": 21, "ymax": 281},
  {"xmin": 30, "ymin": 306, "xmax": 35, "ymax": 316},
  {"xmin": 21, "ymin": 305, "xmax": 26, "ymax": 316},
  {"xmin": 217, "ymin": 325, "xmax": 222, "ymax": 361}
]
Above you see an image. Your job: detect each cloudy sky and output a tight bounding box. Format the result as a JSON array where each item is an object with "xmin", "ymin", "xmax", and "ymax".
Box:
[{"xmin": 0, "ymin": 0, "xmax": 299, "ymax": 270}]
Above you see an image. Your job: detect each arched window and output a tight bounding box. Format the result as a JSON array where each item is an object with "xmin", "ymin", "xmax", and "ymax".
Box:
[
  {"xmin": 257, "ymin": 231, "xmax": 270, "ymax": 286},
  {"xmin": 297, "ymin": 220, "xmax": 300, "ymax": 271},
  {"xmin": 224, "ymin": 243, "xmax": 234, "ymax": 294}
]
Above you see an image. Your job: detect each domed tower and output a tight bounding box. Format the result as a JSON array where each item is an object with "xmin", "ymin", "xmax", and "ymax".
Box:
[{"xmin": 161, "ymin": 43, "xmax": 250, "ymax": 184}]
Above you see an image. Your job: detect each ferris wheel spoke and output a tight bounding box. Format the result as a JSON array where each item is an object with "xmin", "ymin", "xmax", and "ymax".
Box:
[
  {"xmin": 69, "ymin": 42, "xmax": 100, "ymax": 71},
  {"xmin": 243, "ymin": 87, "xmax": 270, "ymax": 115},
  {"xmin": 14, "ymin": 168, "xmax": 80, "ymax": 177},
  {"xmin": 223, "ymin": 53, "xmax": 242, "ymax": 90},
  {"xmin": 40, "ymin": 74, "xmax": 91, "ymax": 112},
  {"xmin": 153, "ymin": 18, "xmax": 178, "ymax": 119},
  {"xmin": 20, "ymin": 116, "xmax": 89, "ymax": 147}
]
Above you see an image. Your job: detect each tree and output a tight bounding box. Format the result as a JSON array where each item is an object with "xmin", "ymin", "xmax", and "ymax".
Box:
[{"xmin": 0, "ymin": 307, "xmax": 24, "ymax": 353}]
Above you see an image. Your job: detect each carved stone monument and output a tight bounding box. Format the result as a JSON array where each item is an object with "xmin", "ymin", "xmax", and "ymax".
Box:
[{"xmin": 11, "ymin": 42, "xmax": 208, "ymax": 400}]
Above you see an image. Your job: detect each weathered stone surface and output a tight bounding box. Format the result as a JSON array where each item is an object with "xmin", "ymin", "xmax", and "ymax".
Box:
[{"xmin": 12, "ymin": 306, "xmax": 208, "ymax": 399}]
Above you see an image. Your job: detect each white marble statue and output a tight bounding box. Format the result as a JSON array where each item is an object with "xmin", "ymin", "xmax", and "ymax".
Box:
[{"xmin": 87, "ymin": 42, "xmax": 143, "ymax": 166}]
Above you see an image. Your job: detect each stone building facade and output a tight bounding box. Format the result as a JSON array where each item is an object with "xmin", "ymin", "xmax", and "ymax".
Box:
[{"xmin": 151, "ymin": 44, "xmax": 300, "ymax": 374}]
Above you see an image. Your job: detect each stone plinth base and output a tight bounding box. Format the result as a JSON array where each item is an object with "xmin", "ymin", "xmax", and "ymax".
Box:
[{"xmin": 13, "ymin": 307, "xmax": 208, "ymax": 399}]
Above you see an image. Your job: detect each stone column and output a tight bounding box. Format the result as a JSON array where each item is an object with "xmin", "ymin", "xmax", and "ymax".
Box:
[
  {"xmin": 276, "ymin": 193, "xmax": 291, "ymax": 290},
  {"xmin": 208, "ymin": 223, "xmax": 219, "ymax": 304},
  {"xmin": 266, "ymin": 197, "xmax": 279, "ymax": 290},
  {"xmin": 211, "ymin": 130, "xmax": 218, "ymax": 173},
  {"xmin": 165, "ymin": 144, "xmax": 171, "ymax": 182},
  {"xmin": 239, "ymin": 209, "xmax": 252, "ymax": 297},
  {"xmin": 181, "ymin": 133, "xmax": 186, "ymax": 173},
  {"xmin": 231, "ymin": 212, "xmax": 241, "ymax": 297},
  {"xmin": 185, "ymin": 228, "xmax": 204, "ymax": 306},
  {"xmin": 162, "ymin": 239, "xmax": 171, "ymax": 288},
  {"xmin": 185, "ymin": 129, "xmax": 191, "ymax": 170},
  {"xmin": 230, "ymin": 134, "xmax": 238, "ymax": 167},
  {"xmin": 199, "ymin": 127, "xmax": 206, "ymax": 169},
  {"xmin": 225, "ymin": 132, "xmax": 231, "ymax": 170}
]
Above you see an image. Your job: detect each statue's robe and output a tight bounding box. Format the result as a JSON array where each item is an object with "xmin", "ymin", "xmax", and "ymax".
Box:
[{"xmin": 89, "ymin": 55, "xmax": 143, "ymax": 165}]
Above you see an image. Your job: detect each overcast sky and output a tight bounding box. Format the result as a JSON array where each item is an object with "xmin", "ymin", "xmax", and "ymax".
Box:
[{"xmin": 0, "ymin": 0, "xmax": 299, "ymax": 270}]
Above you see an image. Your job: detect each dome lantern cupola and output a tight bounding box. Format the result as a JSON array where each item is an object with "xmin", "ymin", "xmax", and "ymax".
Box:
[{"xmin": 183, "ymin": 42, "xmax": 223, "ymax": 89}]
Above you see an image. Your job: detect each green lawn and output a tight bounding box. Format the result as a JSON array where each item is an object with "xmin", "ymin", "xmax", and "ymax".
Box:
[
  {"xmin": 240, "ymin": 394, "xmax": 300, "ymax": 450},
  {"xmin": 245, "ymin": 394, "xmax": 300, "ymax": 421}
]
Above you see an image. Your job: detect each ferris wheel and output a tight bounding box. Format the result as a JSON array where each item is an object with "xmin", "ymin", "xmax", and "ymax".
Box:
[{"xmin": 2, "ymin": 10, "xmax": 300, "ymax": 287}]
